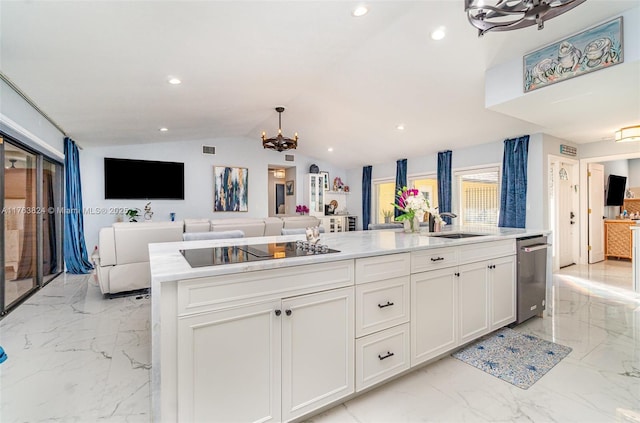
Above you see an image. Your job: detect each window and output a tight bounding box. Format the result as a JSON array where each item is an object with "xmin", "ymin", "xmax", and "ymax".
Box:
[
  {"xmin": 410, "ymin": 176, "xmax": 438, "ymax": 211},
  {"xmin": 455, "ymin": 167, "xmax": 500, "ymax": 226},
  {"xmin": 374, "ymin": 180, "xmax": 396, "ymax": 223}
]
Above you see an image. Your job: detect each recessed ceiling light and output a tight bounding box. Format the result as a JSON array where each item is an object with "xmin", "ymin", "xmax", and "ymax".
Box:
[
  {"xmin": 168, "ymin": 77, "xmax": 181, "ymax": 85},
  {"xmin": 328, "ymin": 147, "xmax": 334, "ymax": 152},
  {"xmin": 396, "ymin": 124, "xmax": 405, "ymax": 131},
  {"xmin": 352, "ymin": 5, "xmax": 368, "ymax": 17},
  {"xmin": 431, "ymin": 27, "xmax": 446, "ymax": 41},
  {"xmin": 159, "ymin": 127, "xmax": 169, "ymax": 132}
]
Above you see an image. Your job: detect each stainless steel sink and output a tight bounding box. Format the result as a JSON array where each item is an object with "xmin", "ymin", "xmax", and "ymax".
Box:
[{"xmin": 429, "ymin": 233, "xmax": 487, "ymax": 239}]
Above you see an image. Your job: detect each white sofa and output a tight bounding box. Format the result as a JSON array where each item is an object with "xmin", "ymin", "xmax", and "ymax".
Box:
[
  {"xmin": 93, "ymin": 221, "xmax": 184, "ymax": 295},
  {"xmin": 184, "ymin": 216, "xmax": 320, "ymax": 236},
  {"xmin": 94, "ymin": 216, "xmax": 322, "ymax": 295}
]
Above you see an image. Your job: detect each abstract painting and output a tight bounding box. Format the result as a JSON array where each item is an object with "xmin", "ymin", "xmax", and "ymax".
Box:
[
  {"xmin": 214, "ymin": 166, "xmax": 248, "ymax": 212},
  {"xmin": 524, "ymin": 17, "xmax": 623, "ymax": 92}
]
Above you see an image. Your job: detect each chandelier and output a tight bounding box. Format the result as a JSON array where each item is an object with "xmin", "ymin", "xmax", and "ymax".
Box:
[
  {"xmin": 464, "ymin": 0, "xmax": 586, "ymax": 37},
  {"xmin": 262, "ymin": 107, "xmax": 298, "ymax": 152}
]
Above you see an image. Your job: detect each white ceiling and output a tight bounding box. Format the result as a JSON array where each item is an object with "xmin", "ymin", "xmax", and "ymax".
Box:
[{"xmin": 1, "ymin": 1, "xmax": 638, "ymax": 168}]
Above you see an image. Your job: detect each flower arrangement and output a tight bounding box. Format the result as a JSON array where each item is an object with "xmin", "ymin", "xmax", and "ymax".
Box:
[
  {"xmin": 296, "ymin": 204, "xmax": 309, "ymax": 215},
  {"xmin": 391, "ymin": 186, "xmax": 430, "ymax": 231},
  {"xmin": 392, "ymin": 187, "xmax": 430, "ymax": 220}
]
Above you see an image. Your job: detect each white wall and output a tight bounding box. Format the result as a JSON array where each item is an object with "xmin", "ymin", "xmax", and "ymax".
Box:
[
  {"xmin": 80, "ymin": 137, "xmax": 347, "ymax": 249},
  {"xmin": 0, "ymin": 79, "xmax": 64, "ymax": 160},
  {"xmin": 628, "ymin": 159, "xmax": 640, "ymax": 187}
]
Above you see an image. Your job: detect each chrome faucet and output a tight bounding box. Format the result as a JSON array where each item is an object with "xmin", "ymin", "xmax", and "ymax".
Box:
[{"xmin": 439, "ymin": 212, "xmax": 457, "ymax": 218}]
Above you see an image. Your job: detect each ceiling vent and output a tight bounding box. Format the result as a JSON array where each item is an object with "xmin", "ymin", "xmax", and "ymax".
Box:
[
  {"xmin": 285, "ymin": 154, "xmax": 295, "ymax": 162},
  {"xmin": 202, "ymin": 145, "xmax": 216, "ymax": 155}
]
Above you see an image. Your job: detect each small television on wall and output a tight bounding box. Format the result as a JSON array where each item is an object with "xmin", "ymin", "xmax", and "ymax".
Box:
[
  {"xmin": 605, "ymin": 174, "xmax": 627, "ymax": 206},
  {"xmin": 104, "ymin": 158, "xmax": 184, "ymax": 199}
]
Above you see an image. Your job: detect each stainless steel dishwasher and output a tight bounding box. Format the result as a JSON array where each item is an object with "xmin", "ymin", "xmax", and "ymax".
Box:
[{"xmin": 516, "ymin": 235, "xmax": 551, "ymax": 324}]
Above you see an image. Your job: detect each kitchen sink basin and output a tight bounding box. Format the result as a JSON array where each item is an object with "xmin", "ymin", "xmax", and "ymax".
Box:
[{"xmin": 430, "ymin": 233, "xmax": 487, "ymax": 239}]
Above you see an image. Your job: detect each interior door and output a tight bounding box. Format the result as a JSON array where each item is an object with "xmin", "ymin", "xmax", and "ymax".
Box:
[
  {"xmin": 558, "ymin": 163, "xmax": 576, "ymax": 267},
  {"xmin": 588, "ymin": 163, "xmax": 605, "ymax": 263}
]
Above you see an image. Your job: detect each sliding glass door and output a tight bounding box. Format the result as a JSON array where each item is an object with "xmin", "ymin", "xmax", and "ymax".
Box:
[{"xmin": 1, "ymin": 135, "xmax": 63, "ymax": 314}]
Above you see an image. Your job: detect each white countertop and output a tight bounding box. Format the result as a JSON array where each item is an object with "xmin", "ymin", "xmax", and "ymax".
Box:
[{"xmin": 148, "ymin": 226, "xmax": 549, "ymax": 283}]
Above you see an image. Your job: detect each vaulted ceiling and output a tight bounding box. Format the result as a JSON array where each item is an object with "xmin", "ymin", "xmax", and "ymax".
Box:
[{"xmin": 1, "ymin": 1, "xmax": 638, "ymax": 168}]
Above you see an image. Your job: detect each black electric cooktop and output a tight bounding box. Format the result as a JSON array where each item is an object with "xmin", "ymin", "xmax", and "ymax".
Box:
[{"xmin": 180, "ymin": 242, "xmax": 340, "ymax": 268}]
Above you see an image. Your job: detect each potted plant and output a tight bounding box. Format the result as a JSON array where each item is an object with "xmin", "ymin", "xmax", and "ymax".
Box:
[
  {"xmin": 383, "ymin": 209, "xmax": 394, "ymax": 223},
  {"xmin": 126, "ymin": 208, "xmax": 141, "ymax": 222}
]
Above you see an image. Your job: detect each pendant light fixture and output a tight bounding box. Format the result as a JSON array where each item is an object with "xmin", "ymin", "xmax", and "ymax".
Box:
[
  {"xmin": 464, "ymin": 0, "xmax": 586, "ymax": 37},
  {"xmin": 262, "ymin": 107, "xmax": 298, "ymax": 152}
]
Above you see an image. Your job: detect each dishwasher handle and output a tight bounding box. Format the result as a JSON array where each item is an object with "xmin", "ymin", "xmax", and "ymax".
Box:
[{"xmin": 520, "ymin": 243, "xmax": 551, "ymax": 253}]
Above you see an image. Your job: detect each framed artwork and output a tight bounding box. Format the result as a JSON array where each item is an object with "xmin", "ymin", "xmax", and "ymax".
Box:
[
  {"xmin": 286, "ymin": 180, "xmax": 294, "ymax": 196},
  {"xmin": 524, "ymin": 17, "xmax": 623, "ymax": 92},
  {"xmin": 213, "ymin": 166, "xmax": 248, "ymax": 212},
  {"xmin": 320, "ymin": 171, "xmax": 329, "ymax": 191}
]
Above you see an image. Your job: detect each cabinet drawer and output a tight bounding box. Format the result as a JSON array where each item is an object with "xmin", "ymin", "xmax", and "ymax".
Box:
[
  {"xmin": 356, "ymin": 323, "xmax": 410, "ymax": 392},
  {"xmin": 177, "ymin": 260, "xmax": 354, "ymax": 315},
  {"xmin": 355, "ymin": 253, "xmax": 410, "ymax": 284},
  {"xmin": 411, "ymin": 247, "xmax": 458, "ymax": 273},
  {"xmin": 458, "ymin": 239, "xmax": 515, "ymax": 265},
  {"xmin": 356, "ymin": 276, "xmax": 409, "ymax": 337}
]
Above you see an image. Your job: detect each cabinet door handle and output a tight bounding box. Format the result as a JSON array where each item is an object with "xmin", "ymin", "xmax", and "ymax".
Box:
[
  {"xmin": 488, "ymin": 264, "xmax": 495, "ymax": 269},
  {"xmin": 430, "ymin": 257, "xmax": 445, "ymax": 262},
  {"xmin": 285, "ymin": 309, "xmax": 292, "ymax": 316},
  {"xmin": 274, "ymin": 309, "xmax": 281, "ymax": 316},
  {"xmin": 378, "ymin": 351, "xmax": 395, "ymax": 360},
  {"xmin": 378, "ymin": 301, "xmax": 394, "ymax": 309},
  {"xmin": 455, "ymin": 272, "xmax": 460, "ymax": 277}
]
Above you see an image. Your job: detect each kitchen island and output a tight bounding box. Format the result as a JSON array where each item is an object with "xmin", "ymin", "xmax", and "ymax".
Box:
[{"xmin": 150, "ymin": 227, "xmax": 550, "ymax": 423}]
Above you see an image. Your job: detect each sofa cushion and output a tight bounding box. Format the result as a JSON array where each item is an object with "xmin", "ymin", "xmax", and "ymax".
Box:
[
  {"xmin": 210, "ymin": 218, "xmax": 266, "ymax": 237},
  {"xmin": 113, "ymin": 221, "xmax": 184, "ymax": 265},
  {"xmin": 98, "ymin": 227, "xmax": 116, "ymax": 266},
  {"xmin": 183, "ymin": 230, "xmax": 245, "ymax": 241},
  {"xmin": 282, "ymin": 216, "xmax": 321, "ymax": 229},
  {"xmin": 184, "ymin": 219, "xmax": 211, "ymax": 233},
  {"xmin": 264, "ymin": 217, "xmax": 284, "ymax": 236}
]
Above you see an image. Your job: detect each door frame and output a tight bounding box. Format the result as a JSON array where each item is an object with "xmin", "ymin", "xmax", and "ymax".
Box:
[
  {"xmin": 579, "ymin": 152, "xmax": 640, "ymax": 265},
  {"xmin": 548, "ymin": 155, "xmax": 579, "ymax": 271}
]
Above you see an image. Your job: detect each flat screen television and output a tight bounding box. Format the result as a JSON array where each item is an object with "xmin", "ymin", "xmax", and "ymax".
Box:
[
  {"xmin": 605, "ymin": 174, "xmax": 626, "ymax": 206},
  {"xmin": 104, "ymin": 158, "xmax": 184, "ymax": 199}
]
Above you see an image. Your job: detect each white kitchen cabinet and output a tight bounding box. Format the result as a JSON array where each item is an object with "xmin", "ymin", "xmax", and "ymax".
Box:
[
  {"xmin": 176, "ymin": 286, "xmax": 354, "ymax": 423},
  {"xmin": 305, "ymin": 174, "xmax": 325, "ymax": 217},
  {"xmin": 282, "ymin": 287, "xmax": 354, "ymax": 421},
  {"xmin": 356, "ymin": 323, "xmax": 410, "ymax": 391},
  {"xmin": 458, "ymin": 261, "xmax": 490, "ymax": 344},
  {"xmin": 411, "ymin": 267, "xmax": 457, "ymax": 366},
  {"xmin": 177, "ymin": 300, "xmax": 282, "ymax": 423},
  {"xmin": 489, "ymin": 255, "xmax": 517, "ymax": 330}
]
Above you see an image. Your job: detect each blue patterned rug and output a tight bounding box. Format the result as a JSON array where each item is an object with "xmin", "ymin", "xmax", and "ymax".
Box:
[{"xmin": 452, "ymin": 327, "xmax": 572, "ymax": 389}]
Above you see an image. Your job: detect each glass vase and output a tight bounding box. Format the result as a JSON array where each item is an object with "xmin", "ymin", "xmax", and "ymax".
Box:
[{"xmin": 404, "ymin": 216, "xmax": 420, "ymax": 233}]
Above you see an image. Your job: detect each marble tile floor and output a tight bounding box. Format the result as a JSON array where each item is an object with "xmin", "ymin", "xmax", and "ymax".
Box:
[{"xmin": 0, "ymin": 267, "xmax": 638, "ymax": 422}]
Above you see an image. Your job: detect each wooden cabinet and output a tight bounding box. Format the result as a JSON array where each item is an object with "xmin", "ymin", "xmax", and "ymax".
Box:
[
  {"xmin": 305, "ymin": 174, "xmax": 325, "ymax": 217},
  {"xmin": 604, "ymin": 219, "xmax": 635, "ymax": 259}
]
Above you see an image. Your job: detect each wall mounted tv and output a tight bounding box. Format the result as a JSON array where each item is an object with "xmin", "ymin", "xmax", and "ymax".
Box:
[
  {"xmin": 605, "ymin": 174, "xmax": 626, "ymax": 206},
  {"xmin": 104, "ymin": 158, "xmax": 184, "ymax": 200}
]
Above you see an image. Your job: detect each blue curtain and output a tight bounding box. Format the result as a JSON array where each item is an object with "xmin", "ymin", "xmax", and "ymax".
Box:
[
  {"xmin": 362, "ymin": 166, "xmax": 372, "ymax": 230},
  {"xmin": 64, "ymin": 137, "xmax": 93, "ymax": 274},
  {"xmin": 394, "ymin": 159, "xmax": 407, "ymax": 219},
  {"xmin": 499, "ymin": 135, "xmax": 529, "ymax": 228},
  {"xmin": 437, "ymin": 150, "xmax": 452, "ymax": 225}
]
